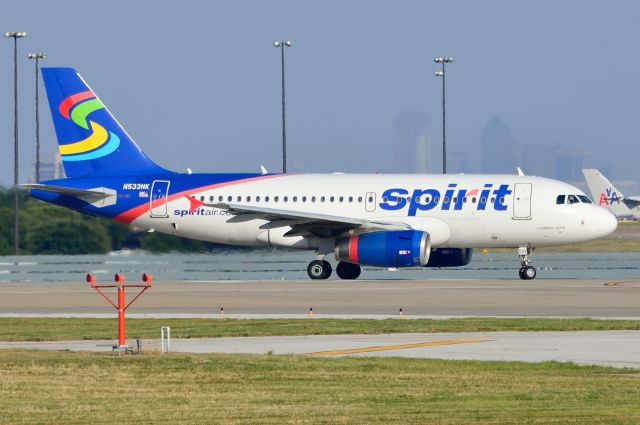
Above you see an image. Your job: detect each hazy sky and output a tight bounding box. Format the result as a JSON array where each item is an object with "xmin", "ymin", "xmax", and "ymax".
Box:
[{"xmin": 1, "ymin": 0, "xmax": 639, "ymax": 185}]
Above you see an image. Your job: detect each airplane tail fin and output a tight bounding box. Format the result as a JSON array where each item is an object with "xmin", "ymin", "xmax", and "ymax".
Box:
[
  {"xmin": 41, "ymin": 67, "xmax": 170, "ymax": 178},
  {"xmin": 582, "ymin": 169, "xmax": 631, "ymax": 217}
]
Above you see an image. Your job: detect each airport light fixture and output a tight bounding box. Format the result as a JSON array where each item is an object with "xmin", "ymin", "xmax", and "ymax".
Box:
[
  {"xmin": 434, "ymin": 56, "xmax": 453, "ymax": 174},
  {"xmin": 273, "ymin": 40, "xmax": 292, "ymax": 173},
  {"xmin": 5, "ymin": 31, "xmax": 27, "ymax": 255},
  {"xmin": 28, "ymin": 52, "xmax": 46, "ymax": 183}
]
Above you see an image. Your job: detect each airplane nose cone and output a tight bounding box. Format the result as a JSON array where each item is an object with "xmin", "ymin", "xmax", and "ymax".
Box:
[{"xmin": 591, "ymin": 207, "xmax": 618, "ymax": 238}]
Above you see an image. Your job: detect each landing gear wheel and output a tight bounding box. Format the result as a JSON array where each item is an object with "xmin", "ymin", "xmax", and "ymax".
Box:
[
  {"xmin": 336, "ymin": 262, "xmax": 361, "ymax": 280},
  {"xmin": 517, "ymin": 246, "xmax": 537, "ymax": 280},
  {"xmin": 307, "ymin": 260, "xmax": 332, "ymax": 280},
  {"xmin": 520, "ymin": 265, "xmax": 536, "ymax": 280}
]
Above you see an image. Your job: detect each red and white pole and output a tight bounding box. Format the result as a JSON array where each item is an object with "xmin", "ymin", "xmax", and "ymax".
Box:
[{"xmin": 115, "ymin": 273, "xmax": 126, "ymax": 347}]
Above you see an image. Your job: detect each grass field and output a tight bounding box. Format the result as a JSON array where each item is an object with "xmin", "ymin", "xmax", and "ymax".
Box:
[
  {"xmin": 0, "ymin": 350, "xmax": 638, "ymax": 424},
  {"xmin": 1, "ymin": 317, "xmax": 640, "ymax": 342}
]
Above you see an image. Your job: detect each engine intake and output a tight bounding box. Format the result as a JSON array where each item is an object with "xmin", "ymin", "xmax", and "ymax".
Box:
[
  {"xmin": 335, "ymin": 230, "xmax": 431, "ymax": 268},
  {"xmin": 426, "ymin": 248, "xmax": 473, "ymax": 267}
]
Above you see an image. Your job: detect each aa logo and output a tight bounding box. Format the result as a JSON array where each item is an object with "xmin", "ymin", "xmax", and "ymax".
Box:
[{"xmin": 599, "ymin": 188, "xmax": 620, "ymax": 205}]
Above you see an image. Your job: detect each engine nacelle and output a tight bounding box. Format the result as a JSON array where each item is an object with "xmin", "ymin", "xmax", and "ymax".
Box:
[
  {"xmin": 335, "ymin": 230, "xmax": 431, "ymax": 268},
  {"xmin": 425, "ymin": 248, "xmax": 473, "ymax": 267}
]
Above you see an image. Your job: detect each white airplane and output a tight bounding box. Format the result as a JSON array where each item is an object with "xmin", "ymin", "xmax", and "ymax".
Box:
[
  {"xmin": 26, "ymin": 68, "xmax": 617, "ymax": 280},
  {"xmin": 583, "ymin": 169, "xmax": 640, "ymax": 219}
]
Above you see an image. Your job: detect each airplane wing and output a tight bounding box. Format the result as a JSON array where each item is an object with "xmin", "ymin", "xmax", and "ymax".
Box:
[{"xmin": 208, "ymin": 202, "xmax": 410, "ymax": 237}]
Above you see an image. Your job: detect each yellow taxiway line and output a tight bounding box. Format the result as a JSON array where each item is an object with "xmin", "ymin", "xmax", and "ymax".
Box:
[{"xmin": 308, "ymin": 338, "xmax": 489, "ymax": 356}]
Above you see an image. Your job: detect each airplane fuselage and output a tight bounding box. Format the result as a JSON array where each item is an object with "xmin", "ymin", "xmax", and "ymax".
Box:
[{"xmin": 33, "ymin": 173, "xmax": 616, "ymax": 251}]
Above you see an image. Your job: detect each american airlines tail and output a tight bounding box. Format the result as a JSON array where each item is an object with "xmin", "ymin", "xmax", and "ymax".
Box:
[
  {"xmin": 41, "ymin": 67, "xmax": 170, "ymax": 178},
  {"xmin": 582, "ymin": 169, "xmax": 633, "ymax": 218}
]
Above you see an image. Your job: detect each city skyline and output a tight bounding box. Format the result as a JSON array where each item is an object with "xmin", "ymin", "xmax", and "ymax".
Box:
[{"xmin": 1, "ymin": 1, "xmax": 639, "ymax": 188}]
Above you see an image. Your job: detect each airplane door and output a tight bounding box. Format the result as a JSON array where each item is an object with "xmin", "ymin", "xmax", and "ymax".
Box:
[
  {"xmin": 365, "ymin": 192, "xmax": 376, "ymax": 212},
  {"xmin": 150, "ymin": 180, "xmax": 170, "ymax": 218},
  {"xmin": 513, "ymin": 183, "xmax": 532, "ymax": 219}
]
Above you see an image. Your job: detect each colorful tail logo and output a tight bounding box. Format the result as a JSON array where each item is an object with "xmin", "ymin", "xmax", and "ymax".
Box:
[{"xmin": 57, "ymin": 90, "xmax": 120, "ymax": 161}]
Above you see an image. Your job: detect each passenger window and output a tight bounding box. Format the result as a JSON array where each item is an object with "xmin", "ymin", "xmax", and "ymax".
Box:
[
  {"xmin": 321, "ymin": 196, "xmax": 325, "ymax": 203},
  {"xmin": 435, "ymin": 197, "xmax": 440, "ymax": 203},
  {"xmin": 368, "ymin": 196, "xmax": 373, "ymax": 203},
  {"xmin": 567, "ymin": 195, "xmax": 579, "ymax": 204},
  {"xmin": 472, "ymin": 197, "xmax": 476, "ymax": 203},
  {"xmin": 284, "ymin": 196, "xmax": 288, "ymax": 202},
  {"xmin": 311, "ymin": 196, "xmax": 316, "ymax": 202},
  {"xmin": 330, "ymin": 196, "xmax": 335, "ymax": 202},
  {"xmin": 293, "ymin": 196, "xmax": 297, "ymax": 202},
  {"xmin": 340, "ymin": 196, "xmax": 344, "ymax": 202},
  {"xmin": 480, "ymin": 197, "xmax": 486, "ymax": 204},
  {"xmin": 349, "ymin": 196, "xmax": 354, "ymax": 202},
  {"xmin": 274, "ymin": 196, "xmax": 279, "ymax": 202},
  {"xmin": 227, "ymin": 196, "xmax": 232, "ymax": 202},
  {"xmin": 256, "ymin": 196, "xmax": 261, "ymax": 202},
  {"xmin": 218, "ymin": 196, "xmax": 223, "ymax": 202},
  {"xmin": 500, "ymin": 197, "xmax": 504, "ymax": 203},
  {"xmin": 452, "ymin": 197, "xmax": 457, "ymax": 203},
  {"xmin": 382, "ymin": 197, "xmax": 387, "ymax": 202},
  {"xmin": 246, "ymin": 196, "xmax": 251, "ymax": 202},
  {"xmin": 265, "ymin": 196, "xmax": 270, "ymax": 202},
  {"xmin": 237, "ymin": 196, "xmax": 241, "ymax": 202},
  {"xmin": 358, "ymin": 196, "xmax": 363, "ymax": 202},
  {"xmin": 302, "ymin": 196, "xmax": 307, "ymax": 202},
  {"xmin": 200, "ymin": 196, "xmax": 204, "ymax": 201},
  {"xmin": 556, "ymin": 195, "xmax": 565, "ymax": 204}
]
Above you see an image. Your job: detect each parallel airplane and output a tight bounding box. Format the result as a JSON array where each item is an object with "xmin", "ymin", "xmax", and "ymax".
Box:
[
  {"xmin": 26, "ymin": 68, "xmax": 617, "ymax": 280},
  {"xmin": 583, "ymin": 169, "xmax": 640, "ymax": 219}
]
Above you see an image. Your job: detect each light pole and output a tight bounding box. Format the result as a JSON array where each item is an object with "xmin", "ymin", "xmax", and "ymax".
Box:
[
  {"xmin": 28, "ymin": 52, "xmax": 46, "ymax": 183},
  {"xmin": 434, "ymin": 56, "xmax": 453, "ymax": 174},
  {"xmin": 273, "ymin": 40, "xmax": 291, "ymax": 173},
  {"xmin": 5, "ymin": 31, "xmax": 27, "ymax": 255}
]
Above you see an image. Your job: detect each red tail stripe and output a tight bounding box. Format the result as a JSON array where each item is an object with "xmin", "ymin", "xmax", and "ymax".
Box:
[{"xmin": 59, "ymin": 90, "xmax": 95, "ymax": 119}]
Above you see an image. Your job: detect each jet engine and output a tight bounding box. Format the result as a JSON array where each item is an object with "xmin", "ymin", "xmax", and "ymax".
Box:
[
  {"xmin": 425, "ymin": 248, "xmax": 473, "ymax": 267},
  {"xmin": 335, "ymin": 230, "xmax": 431, "ymax": 267}
]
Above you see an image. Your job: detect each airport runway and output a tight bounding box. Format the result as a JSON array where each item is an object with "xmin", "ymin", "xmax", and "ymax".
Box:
[
  {"xmin": 0, "ymin": 278, "xmax": 639, "ymax": 317},
  {"xmin": 2, "ymin": 331, "xmax": 639, "ymax": 368}
]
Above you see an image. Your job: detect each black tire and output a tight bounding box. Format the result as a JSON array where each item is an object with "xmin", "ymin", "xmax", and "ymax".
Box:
[
  {"xmin": 518, "ymin": 267, "xmax": 526, "ymax": 280},
  {"xmin": 307, "ymin": 260, "xmax": 332, "ymax": 280},
  {"xmin": 523, "ymin": 265, "xmax": 537, "ymax": 280},
  {"xmin": 336, "ymin": 262, "xmax": 362, "ymax": 280}
]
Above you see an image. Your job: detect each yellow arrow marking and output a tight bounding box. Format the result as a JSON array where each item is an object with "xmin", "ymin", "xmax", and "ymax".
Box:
[{"xmin": 308, "ymin": 338, "xmax": 489, "ymax": 356}]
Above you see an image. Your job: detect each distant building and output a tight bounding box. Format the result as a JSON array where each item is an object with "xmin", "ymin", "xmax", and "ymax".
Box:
[
  {"xmin": 520, "ymin": 143, "xmax": 558, "ymax": 178},
  {"xmin": 37, "ymin": 153, "xmax": 65, "ymax": 182},
  {"xmin": 481, "ymin": 116, "xmax": 517, "ymax": 173},
  {"xmin": 448, "ymin": 152, "xmax": 472, "ymax": 174},
  {"xmin": 393, "ymin": 110, "xmax": 431, "ymax": 173},
  {"xmin": 555, "ymin": 148, "xmax": 587, "ymax": 183}
]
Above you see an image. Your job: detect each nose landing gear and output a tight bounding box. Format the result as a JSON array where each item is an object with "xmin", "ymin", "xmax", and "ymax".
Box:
[{"xmin": 518, "ymin": 246, "xmax": 537, "ymax": 280}]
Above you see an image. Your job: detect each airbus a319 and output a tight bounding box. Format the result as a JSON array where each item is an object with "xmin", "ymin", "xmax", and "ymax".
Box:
[{"xmin": 26, "ymin": 68, "xmax": 617, "ymax": 280}]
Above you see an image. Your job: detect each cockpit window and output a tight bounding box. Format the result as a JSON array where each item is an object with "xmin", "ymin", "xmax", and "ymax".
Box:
[
  {"xmin": 567, "ymin": 195, "xmax": 579, "ymax": 204},
  {"xmin": 556, "ymin": 195, "xmax": 565, "ymax": 204},
  {"xmin": 578, "ymin": 195, "xmax": 592, "ymax": 204}
]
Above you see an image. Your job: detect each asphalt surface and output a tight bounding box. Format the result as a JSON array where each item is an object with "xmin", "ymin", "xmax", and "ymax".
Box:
[
  {"xmin": 2, "ymin": 331, "xmax": 639, "ymax": 369},
  {"xmin": 0, "ymin": 278, "xmax": 639, "ymax": 317}
]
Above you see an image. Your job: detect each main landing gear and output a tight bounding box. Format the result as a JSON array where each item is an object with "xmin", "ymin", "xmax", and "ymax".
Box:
[
  {"xmin": 518, "ymin": 246, "xmax": 536, "ymax": 280},
  {"xmin": 336, "ymin": 262, "xmax": 361, "ymax": 280},
  {"xmin": 306, "ymin": 258, "xmax": 362, "ymax": 280},
  {"xmin": 307, "ymin": 259, "xmax": 332, "ymax": 280}
]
